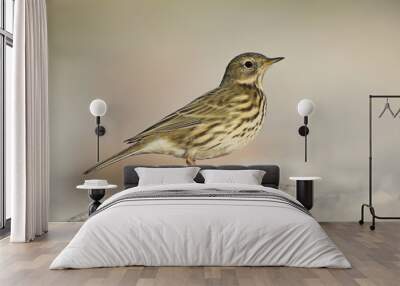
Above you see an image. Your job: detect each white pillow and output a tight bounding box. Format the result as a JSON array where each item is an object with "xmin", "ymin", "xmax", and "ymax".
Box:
[
  {"xmin": 200, "ymin": 169, "xmax": 266, "ymax": 185},
  {"xmin": 135, "ymin": 167, "xmax": 200, "ymax": 186}
]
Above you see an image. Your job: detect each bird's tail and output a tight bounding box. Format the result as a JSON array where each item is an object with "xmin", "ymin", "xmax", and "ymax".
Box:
[{"xmin": 83, "ymin": 144, "xmax": 142, "ymax": 175}]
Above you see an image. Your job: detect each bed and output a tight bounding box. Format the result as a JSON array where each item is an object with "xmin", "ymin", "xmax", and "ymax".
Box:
[{"xmin": 50, "ymin": 165, "xmax": 350, "ymax": 269}]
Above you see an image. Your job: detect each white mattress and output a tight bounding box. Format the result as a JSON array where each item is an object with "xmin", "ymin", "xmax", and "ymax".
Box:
[{"xmin": 50, "ymin": 183, "xmax": 350, "ymax": 269}]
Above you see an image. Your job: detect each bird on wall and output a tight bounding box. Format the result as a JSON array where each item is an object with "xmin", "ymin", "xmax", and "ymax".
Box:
[{"xmin": 83, "ymin": 52, "xmax": 284, "ymax": 174}]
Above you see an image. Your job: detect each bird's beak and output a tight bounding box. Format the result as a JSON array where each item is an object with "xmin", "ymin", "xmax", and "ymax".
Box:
[{"xmin": 266, "ymin": 57, "xmax": 285, "ymax": 64}]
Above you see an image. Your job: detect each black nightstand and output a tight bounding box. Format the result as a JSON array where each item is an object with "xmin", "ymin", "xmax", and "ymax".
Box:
[
  {"xmin": 289, "ymin": 177, "xmax": 321, "ymax": 210},
  {"xmin": 77, "ymin": 180, "xmax": 117, "ymax": 215}
]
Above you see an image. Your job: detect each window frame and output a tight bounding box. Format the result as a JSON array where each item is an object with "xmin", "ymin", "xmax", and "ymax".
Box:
[{"xmin": 0, "ymin": 0, "xmax": 13, "ymax": 231}]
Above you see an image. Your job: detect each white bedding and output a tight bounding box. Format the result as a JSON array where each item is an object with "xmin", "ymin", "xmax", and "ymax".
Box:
[{"xmin": 50, "ymin": 183, "xmax": 350, "ymax": 269}]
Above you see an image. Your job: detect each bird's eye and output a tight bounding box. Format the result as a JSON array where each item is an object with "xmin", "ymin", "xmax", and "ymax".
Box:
[{"xmin": 244, "ymin": 61, "xmax": 253, "ymax": 68}]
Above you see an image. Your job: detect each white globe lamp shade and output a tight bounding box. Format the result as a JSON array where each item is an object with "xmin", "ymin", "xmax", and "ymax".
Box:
[
  {"xmin": 297, "ymin": 99, "xmax": 315, "ymax": 117},
  {"xmin": 90, "ymin": 99, "xmax": 107, "ymax": 117}
]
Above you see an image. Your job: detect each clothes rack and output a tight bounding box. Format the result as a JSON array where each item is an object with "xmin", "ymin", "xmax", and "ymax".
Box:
[{"xmin": 359, "ymin": 95, "xmax": 400, "ymax": 230}]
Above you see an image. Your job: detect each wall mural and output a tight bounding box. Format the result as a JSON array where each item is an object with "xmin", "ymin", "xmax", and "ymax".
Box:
[{"xmin": 84, "ymin": 52, "xmax": 283, "ymax": 174}]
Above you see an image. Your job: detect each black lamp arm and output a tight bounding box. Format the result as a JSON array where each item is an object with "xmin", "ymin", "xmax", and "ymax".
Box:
[
  {"xmin": 95, "ymin": 117, "xmax": 106, "ymax": 136},
  {"xmin": 298, "ymin": 116, "xmax": 309, "ymax": 137},
  {"xmin": 94, "ymin": 116, "xmax": 106, "ymax": 162},
  {"xmin": 298, "ymin": 116, "xmax": 309, "ymax": 162}
]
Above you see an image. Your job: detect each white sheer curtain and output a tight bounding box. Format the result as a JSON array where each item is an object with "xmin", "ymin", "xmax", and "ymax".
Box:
[{"xmin": 8, "ymin": 0, "xmax": 49, "ymax": 242}]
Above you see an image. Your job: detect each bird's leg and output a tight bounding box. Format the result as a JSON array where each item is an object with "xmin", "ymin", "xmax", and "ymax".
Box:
[{"xmin": 185, "ymin": 157, "xmax": 196, "ymax": 166}]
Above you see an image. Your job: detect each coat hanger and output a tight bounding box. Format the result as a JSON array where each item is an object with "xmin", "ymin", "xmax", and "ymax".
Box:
[
  {"xmin": 394, "ymin": 106, "xmax": 400, "ymax": 118},
  {"xmin": 378, "ymin": 98, "xmax": 395, "ymax": 118}
]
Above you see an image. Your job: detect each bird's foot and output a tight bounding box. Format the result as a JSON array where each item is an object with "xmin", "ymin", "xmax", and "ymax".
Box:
[{"xmin": 185, "ymin": 157, "xmax": 196, "ymax": 166}]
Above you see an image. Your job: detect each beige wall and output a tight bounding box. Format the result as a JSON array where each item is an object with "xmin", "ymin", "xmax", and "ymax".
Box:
[{"xmin": 47, "ymin": 0, "xmax": 400, "ymax": 221}]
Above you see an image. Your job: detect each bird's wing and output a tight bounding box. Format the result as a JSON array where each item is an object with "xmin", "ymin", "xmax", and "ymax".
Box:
[{"xmin": 124, "ymin": 87, "xmax": 242, "ymax": 144}]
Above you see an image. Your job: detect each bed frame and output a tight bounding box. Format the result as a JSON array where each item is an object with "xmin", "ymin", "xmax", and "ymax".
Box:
[{"xmin": 124, "ymin": 165, "xmax": 280, "ymax": 189}]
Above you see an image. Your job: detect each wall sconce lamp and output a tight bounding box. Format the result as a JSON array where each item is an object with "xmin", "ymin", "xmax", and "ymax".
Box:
[
  {"xmin": 89, "ymin": 99, "xmax": 107, "ymax": 162},
  {"xmin": 297, "ymin": 99, "xmax": 315, "ymax": 162}
]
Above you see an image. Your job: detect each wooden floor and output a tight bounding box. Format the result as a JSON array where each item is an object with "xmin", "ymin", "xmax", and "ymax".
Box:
[{"xmin": 0, "ymin": 222, "xmax": 399, "ymax": 286}]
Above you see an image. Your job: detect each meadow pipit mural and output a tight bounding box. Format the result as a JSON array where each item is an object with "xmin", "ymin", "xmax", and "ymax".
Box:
[{"xmin": 84, "ymin": 52, "xmax": 284, "ymax": 174}]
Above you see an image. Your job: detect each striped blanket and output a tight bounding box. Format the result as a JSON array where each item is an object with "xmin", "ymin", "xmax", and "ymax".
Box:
[{"xmin": 92, "ymin": 189, "xmax": 310, "ymax": 217}]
